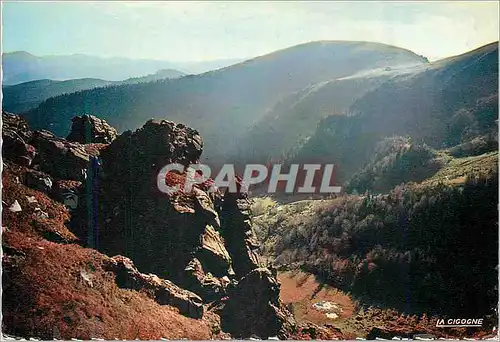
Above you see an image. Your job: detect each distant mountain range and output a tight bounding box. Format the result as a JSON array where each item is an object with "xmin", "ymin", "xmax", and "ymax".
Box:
[
  {"xmin": 1, "ymin": 51, "xmax": 243, "ymax": 85},
  {"xmin": 2, "ymin": 69, "xmax": 186, "ymax": 113},
  {"xmin": 5, "ymin": 40, "xmax": 498, "ymax": 175},
  {"xmin": 21, "ymin": 41, "xmax": 432, "ymax": 166}
]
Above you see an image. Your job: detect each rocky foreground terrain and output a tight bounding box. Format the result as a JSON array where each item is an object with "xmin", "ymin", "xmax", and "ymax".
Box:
[{"xmin": 1, "ymin": 111, "xmax": 351, "ymax": 340}]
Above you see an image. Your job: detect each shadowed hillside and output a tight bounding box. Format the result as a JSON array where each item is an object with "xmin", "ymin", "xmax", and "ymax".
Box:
[
  {"xmin": 2, "ymin": 69, "xmax": 186, "ymax": 113},
  {"xmin": 23, "ymin": 41, "xmax": 429, "ymax": 165},
  {"xmin": 288, "ymin": 42, "xmax": 498, "ymax": 184}
]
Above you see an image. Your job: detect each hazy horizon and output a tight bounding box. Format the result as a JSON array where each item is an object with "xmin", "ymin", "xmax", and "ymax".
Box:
[
  {"xmin": 2, "ymin": 1, "xmax": 499, "ymax": 63},
  {"xmin": 2, "ymin": 39, "xmax": 498, "ymax": 64}
]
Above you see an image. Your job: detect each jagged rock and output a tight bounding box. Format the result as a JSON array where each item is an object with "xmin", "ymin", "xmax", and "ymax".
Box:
[
  {"xmin": 8, "ymin": 200, "xmax": 22, "ymax": 213},
  {"xmin": 105, "ymin": 255, "xmax": 204, "ymax": 319},
  {"xmin": 221, "ymin": 268, "xmax": 295, "ymax": 339},
  {"xmin": 2, "ymin": 167, "xmax": 78, "ymax": 244},
  {"xmin": 22, "ymin": 168, "xmax": 53, "ymax": 194},
  {"xmin": 95, "ymin": 119, "xmax": 231, "ymax": 288},
  {"xmin": 30, "ymin": 130, "xmax": 92, "ymax": 181},
  {"xmin": 33, "ymin": 207, "xmax": 49, "ymax": 220},
  {"xmin": 66, "ymin": 114, "xmax": 118, "ymax": 144},
  {"xmin": 221, "ymin": 184, "xmax": 262, "ymax": 278},
  {"xmin": 2, "ymin": 111, "xmax": 36, "ymax": 167},
  {"xmin": 2, "ymin": 111, "xmax": 32, "ymax": 141},
  {"xmin": 183, "ymin": 258, "xmax": 230, "ymax": 302},
  {"xmin": 196, "ymin": 225, "xmax": 233, "ymax": 278}
]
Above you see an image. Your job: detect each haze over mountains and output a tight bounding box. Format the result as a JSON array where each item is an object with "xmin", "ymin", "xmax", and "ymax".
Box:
[
  {"xmin": 284, "ymin": 42, "xmax": 498, "ymax": 181},
  {"xmin": 20, "ymin": 41, "xmax": 434, "ymax": 165},
  {"xmin": 2, "ymin": 40, "xmax": 498, "ymax": 173},
  {"xmin": 2, "ymin": 69, "xmax": 186, "ymax": 113},
  {"xmin": 1, "ymin": 51, "xmax": 243, "ymax": 85}
]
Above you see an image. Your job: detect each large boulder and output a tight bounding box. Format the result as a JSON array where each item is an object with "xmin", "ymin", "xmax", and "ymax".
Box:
[
  {"xmin": 221, "ymin": 268, "xmax": 295, "ymax": 339},
  {"xmin": 66, "ymin": 114, "xmax": 118, "ymax": 144},
  {"xmin": 30, "ymin": 130, "xmax": 92, "ymax": 181}
]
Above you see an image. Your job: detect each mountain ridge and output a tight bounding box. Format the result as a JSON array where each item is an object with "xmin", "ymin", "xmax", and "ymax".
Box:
[
  {"xmin": 2, "ymin": 51, "xmax": 242, "ymax": 85},
  {"xmin": 21, "ymin": 40, "xmax": 430, "ymax": 166},
  {"xmin": 2, "ymin": 69, "xmax": 187, "ymax": 113}
]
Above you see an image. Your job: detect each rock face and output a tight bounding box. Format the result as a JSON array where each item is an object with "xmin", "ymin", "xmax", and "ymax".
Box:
[
  {"xmin": 66, "ymin": 114, "xmax": 118, "ymax": 144},
  {"xmin": 91, "ymin": 119, "xmax": 236, "ymax": 293},
  {"xmin": 30, "ymin": 130, "xmax": 93, "ymax": 181},
  {"xmin": 2, "ymin": 111, "xmax": 36, "ymax": 167},
  {"xmin": 105, "ymin": 255, "xmax": 204, "ymax": 319},
  {"xmin": 93, "ymin": 119, "xmax": 294, "ymax": 338},
  {"xmin": 2, "ymin": 111, "xmax": 103, "ymax": 182},
  {"xmin": 222, "ymin": 268, "xmax": 295, "ymax": 339},
  {"xmin": 221, "ymin": 187, "xmax": 263, "ymax": 278},
  {"xmin": 183, "ymin": 258, "xmax": 230, "ymax": 302}
]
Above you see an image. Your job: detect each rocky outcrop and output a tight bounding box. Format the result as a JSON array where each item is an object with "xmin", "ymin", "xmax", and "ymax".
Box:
[
  {"xmin": 2, "ymin": 165, "xmax": 78, "ymax": 244},
  {"xmin": 197, "ymin": 224, "xmax": 232, "ymax": 278},
  {"xmin": 221, "ymin": 183, "xmax": 263, "ymax": 278},
  {"xmin": 2, "ymin": 111, "xmax": 36, "ymax": 167},
  {"xmin": 183, "ymin": 258, "xmax": 232, "ymax": 302},
  {"xmin": 221, "ymin": 268, "xmax": 295, "ymax": 339},
  {"xmin": 92, "ymin": 119, "xmax": 296, "ymax": 337},
  {"xmin": 95, "ymin": 119, "xmax": 232, "ymax": 289},
  {"xmin": 30, "ymin": 130, "xmax": 94, "ymax": 181},
  {"xmin": 2, "ymin": 112, "xmax": 103, "ymax": 182},
  {"xmin": 66, "ymin": 114, "xmax": 118, "ymax": 144},
  {"xmin": 3, "ymin": 113, "xmax": 296, "ymax": 339},
  {"xmin": 22, "ymin": 168, "xmax": 54, "ymax": 194},
  {"xmin": 105, "ymin": 255, "xmax": 204, "ymax": 319}
]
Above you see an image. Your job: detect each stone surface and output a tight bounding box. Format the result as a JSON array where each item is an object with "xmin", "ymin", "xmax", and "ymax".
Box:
[
  {"xmin": 66, "ymin": 114, "xmax": 118, "ymax": 144},
  {"xmin": 30, "ymin": 130, "xmax": 91, "ymax": 181},
  {"xmin": 95, "ymin": 119, "xmax": 229, "ymax": 287},
  {"xmin": 105, "ymin": 255, "xmax": 204, "ymax": 319},
  {"xmin": 221, "ymin": 268, "xmax": 295, "ymax": 339},
  {"xmin": 2, "ymin": 111, "xmax": 36, "ymax": 167},
  {"xmin": 221, "ymin": 184, "xmax": 262, "ymax": 278},
  {"xmin": 183, "ymin": 258, "xmax": 230, "ymax": 302}
]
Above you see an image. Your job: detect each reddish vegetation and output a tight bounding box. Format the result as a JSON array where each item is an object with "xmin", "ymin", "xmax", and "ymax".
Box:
[
  {"xmin": 2, "ymin": 168, "xmax": 219, "ymax": 340},
  {"xmin": 278, "ymin": 271, "xmax": 354, "ymax": 325},
  {"xmin": 2, "ymin": 165, "xmax": 76, "ymax": 243},
  {"xmin": 3, "ymin": 231, "xmax": 216, "ymax": 340},
  {"xmin": 277, "ymin": 270, "xmax": 498, "ymax": 339},
  {"xmin": 277, "ymin": 270, "xmax": 356, "ymax": 339}
]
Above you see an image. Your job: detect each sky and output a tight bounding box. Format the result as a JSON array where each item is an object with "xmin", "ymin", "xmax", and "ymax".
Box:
[{"xmin": 2, "ymin": 1, "xmax": 499, "ymax": 62}]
